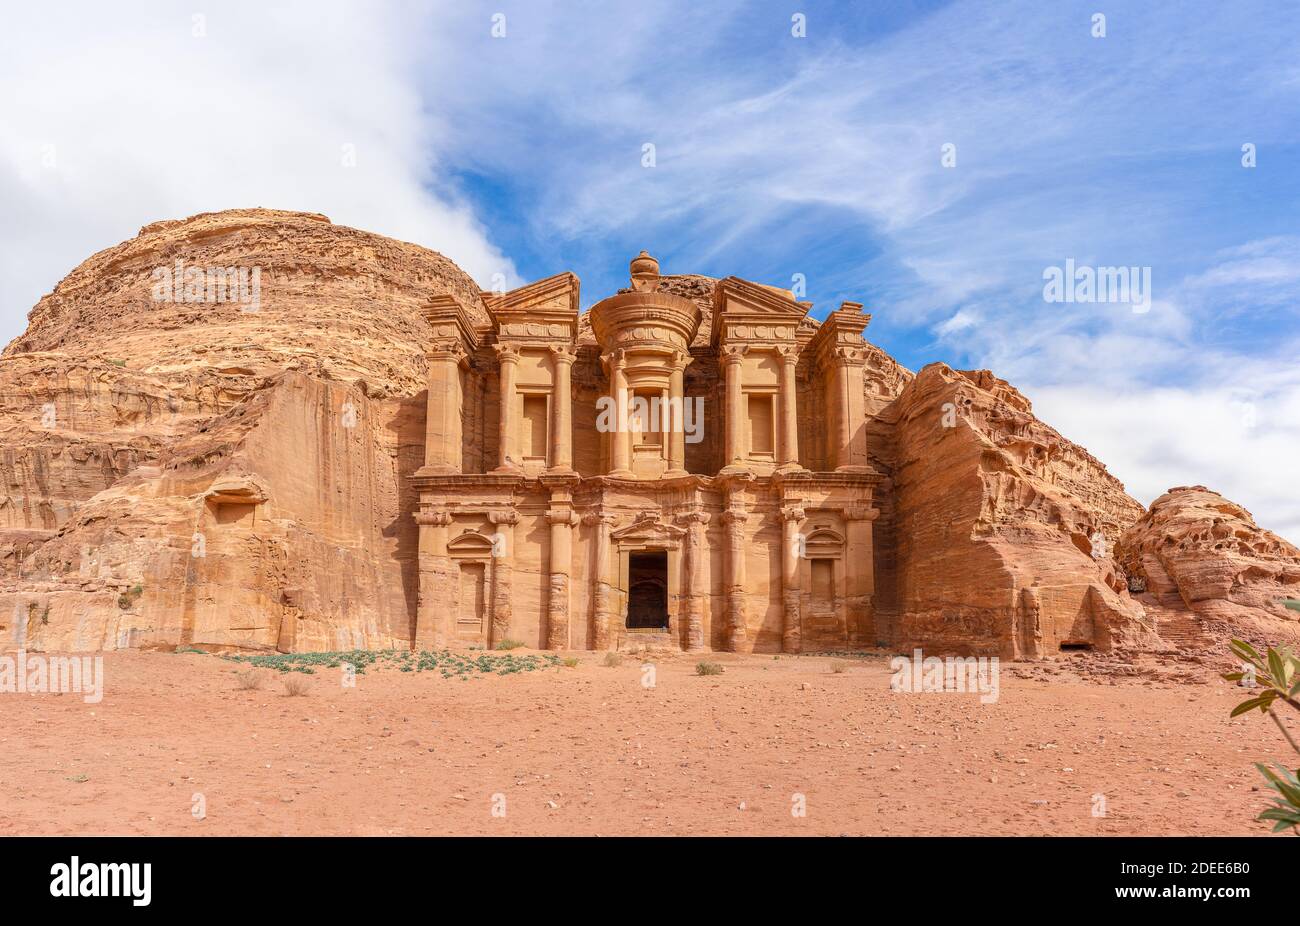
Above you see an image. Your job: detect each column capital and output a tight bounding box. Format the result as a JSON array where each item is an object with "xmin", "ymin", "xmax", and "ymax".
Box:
[
  {"xmin": 781, "ymin": 505, "xmax": 806, "ymax": 522},
  {"xmin": 548, "ymin": 343, "xmax": 578, "ymax": 365},
  {"xmin": 494, "ymin": 342, "xmax": 522, "ymax": 364},
  {"xmin": 721, "ymin": 344, "xmax": 749, "ymax": 364},
  {"xmin": 676, "ymin": 511, "xmax": 711, "ymax": 527},
  {"xmin": 671, "ymin": 349, "xmax": 694, "ymax": 372},
  {"xmin": 721, "ymin": 509, "xmax": 748, "ymax": 526},
  {"xmin": 415, "ymin": 508, "xmax": 453, "ymax": 526},
  {"xmin": 776, "ymin": 344, "xmax": 800, "ymax": 365},
  {"xmin": 844, "ymin": 506, "xmax": 880, "ymax": 522},
  {"xmin": 599, "ymin": 348, "xmax": 626, "ymax": 372},
  {"xmin": 581, "ymin": 511, "xmax": 618, "ymax": 527},
  {"xmin": 488, "ymin": 509, "xmax": 520, "ymax": 526},
  {"xmin": 428, "ymin": 340, "xmax": 468, "ymax": 363},
  {"xmin": 831, "ymin": 345, "xmax": 865, "ymax": 366}
]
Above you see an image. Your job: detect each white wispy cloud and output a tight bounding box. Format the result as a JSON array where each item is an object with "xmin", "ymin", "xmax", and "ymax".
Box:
[
  {"xmin": 2, "ymin": 0, "xmax": 1296, "ymax": 541},
  {"xmin": 0, "ymin": 0, "xmax": 518, "ymax": 346},
  {"xmin": 407, "ymin": 0, "xmax": 1300, "ymax": 537}
]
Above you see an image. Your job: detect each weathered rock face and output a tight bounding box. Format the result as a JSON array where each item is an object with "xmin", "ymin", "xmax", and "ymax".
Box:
[
  {"xmin": 2, "ymin": 207, "xmax": 1291, "ymax": 659},
  {"xmin": 1, "ymin": 209, "xmax": 485, "ymax": 651},
  {"xmin": 873, "ymin": 363, "xmax": 1153, "ymax": 657},
  {"xmin": 1117, "ymin": 486, "xmax": 1300, "ymax": 650}
]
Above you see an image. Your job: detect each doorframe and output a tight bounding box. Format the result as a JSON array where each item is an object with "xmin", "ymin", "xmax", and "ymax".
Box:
[{"xmin": 615, "ymin": 542, "xmax": 683, "ymax": 646}]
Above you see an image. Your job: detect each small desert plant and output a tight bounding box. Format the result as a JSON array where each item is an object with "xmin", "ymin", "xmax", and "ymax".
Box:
[
  {"xmin": 1222, "ymin": 639, "xmax": 1300, "ymax": 834},
  {"xmin": 495, "ymin": 639, "xmax": 525, "ymax": 651},
  {"xmin": 282, "ymin": 675, "xmax": 310, "ymax": 697},
  {"xmin": 696, "ymin": 661, "xmax": 724, "ymax": 676},
  {"xmin": 600, "ymin": 651, "xmax": 623, "ymax": 667},
  {"xmin": 1282, "ymin": 598, "xmax": 1300, "ymax": 613},
  {"xmin": 116, "ymin": 583, "xmax": 144, "ymax": 610},
  {"xmin": 561, "ymin": 656, "xmax": 580, "ymax": 668},
  {"xmin": 234, "ymin": 669, "xmax": 264, "ymax": 691},
  {"xmin": 830, "ymin": 660, "xmax": 850, "ymax": 674}
]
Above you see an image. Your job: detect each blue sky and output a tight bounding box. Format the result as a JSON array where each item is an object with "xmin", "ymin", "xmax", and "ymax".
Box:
[{"xmin": 3, "ymin": 0, "xmax": 1298, "ymax": 537}]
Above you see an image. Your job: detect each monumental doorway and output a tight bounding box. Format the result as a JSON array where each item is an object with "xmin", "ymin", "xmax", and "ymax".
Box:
[{"xmin": 626, "ymin": 551, "xmax": 669, "ymax": 630}]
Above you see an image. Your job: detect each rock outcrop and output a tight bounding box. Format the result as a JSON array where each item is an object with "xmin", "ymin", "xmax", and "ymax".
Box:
[
  {"xmin": 874, "ymin": 363, "xmax": 1154, "ymax": 657},
  {"xmin": 1117, "ymin": 486, "xmax": 1300, "ymax": 650},
  {"xmin": 1, "ymin": 208, "xmax": 1291, "ymax": 659},
  {"xmin": 1, "ymin": 209, "xmax": 486, "ymax": 651}
]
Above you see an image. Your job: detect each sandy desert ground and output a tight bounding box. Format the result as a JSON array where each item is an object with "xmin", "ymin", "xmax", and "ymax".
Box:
[{"xmin": 0, "ymin": 648, "xmax": 1288, "ymax": 836}]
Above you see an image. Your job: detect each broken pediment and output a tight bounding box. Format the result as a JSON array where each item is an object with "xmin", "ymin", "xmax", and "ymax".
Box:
[
  {"xmin": 487, "ymin": 272, "xmax": 581, "ymax": 343},
  {"xmin": 711, "ymin": 276, "xmax": 812, "ymax": 348}
]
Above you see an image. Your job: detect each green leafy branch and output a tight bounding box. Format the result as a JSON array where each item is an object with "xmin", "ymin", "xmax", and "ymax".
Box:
[{"xmin": 1222, "ymin": 639, "xmax": 1300, "ymax": 834}]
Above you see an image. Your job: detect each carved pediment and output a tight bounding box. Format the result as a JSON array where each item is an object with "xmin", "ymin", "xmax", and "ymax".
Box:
[
  {"xmin": 712, "ymin": 276, "xmax": 811, "ymax": 348},
  {"xmin": 488, "ymin": 272, "xmax": 580, "ymax": 342},
  {"xmin": 447, "ymin": 530, "xmax": 497, "ymax": 557},
  {"xmin": 610, "ymin": 512, "xmax": 686, "ymax": 547}
]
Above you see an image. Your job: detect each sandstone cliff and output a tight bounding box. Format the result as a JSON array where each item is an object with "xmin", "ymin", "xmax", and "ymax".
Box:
[
  {"xmin": 874, "ymin": 363, "xmax": 1154, "ymax": 657},
  {"xmin": 1117, "ymin": 486, "xmax": 1300, "ymax": 651},
  {"xmin": 3, "ymin": 208, "xmax": 1291, "ymax": 660},
  {"xmin": 1, "ymin": 209, "xmax": 486, "ymax": 651}
]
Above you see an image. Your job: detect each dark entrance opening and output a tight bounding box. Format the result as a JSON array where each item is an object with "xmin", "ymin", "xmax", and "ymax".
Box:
[{"xmin": 627, "ymin": 551, "xmax": 669, "ymax": 630}]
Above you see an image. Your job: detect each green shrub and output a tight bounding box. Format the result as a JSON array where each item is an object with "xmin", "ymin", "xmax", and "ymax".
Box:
[
  {"xmin": 1222, "ymin": 639, "xmax": 1300, "ymax": 834},
  {"xmin": 695, "ymin": 661, "xmax": 724, "ymax": 676}
]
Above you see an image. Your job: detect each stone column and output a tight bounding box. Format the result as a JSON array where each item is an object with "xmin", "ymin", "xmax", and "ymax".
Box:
[
  {"xmin": 844, "ymin": 505, "xmax": 879, "ymax": 645},
  {"xmin": 584, "ymin": 512, "xmax": 617, "ymax": 650},
  {"xmin": 722, "ymin": 502, "xmax": 749, "ymax": 651},
  {"xmin": 667, "ymin": 352, "xmax": 689, "ymax": 476},
  {"xmin": 548, "ymin": 345, "xmax": 576, "ymax": 473},
  {"xmin": 777, "ymin": 346, "xmax": 800, "ymax": 472},
  {"xmin": 423, "ymin": 343, "xmax": 465, "ymax": 472},
  {"xmin": 781, "ymin": 505, "xmax": 804, "ymax": 654},
  {"xmin": 605, "ymin": 350, "xmax": 633, "ymax": 477},
  {"xmin": 678, "ymin": 511, "xmax": 711, "ymax": 652},
  {"xmin": 415, "ymin": 509, "xmax": 452, "ymax": 648},
  {"xmin": 722, "ymin": 345, "xmax": 747, "ymax": 469},
  {"xmin": 494, "ymin": 344, "xmax": 521, "ymax": 472},
  {"xmin": 487, "ymin": 509, "xmax": 518, "ymax": 645},
  {"xmin": 833, "ymin": 347, "xmax": 868, "ymax": 471},
  {"xmin": 546, "ymin": 505, "xmax": 578, "ymax": 650}
]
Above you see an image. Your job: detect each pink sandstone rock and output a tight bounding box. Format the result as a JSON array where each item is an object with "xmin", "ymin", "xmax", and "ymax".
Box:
[
  {"xmin": 1117, "ymin": 485, "xmax": 1300, "ymax": 651},
  {"xmin": 0, "ymin": 208, "xmax": 1291, "ymax": 659}
]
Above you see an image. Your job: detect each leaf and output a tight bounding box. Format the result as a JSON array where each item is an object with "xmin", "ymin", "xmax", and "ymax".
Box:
[
  {"xmin": 1231, "ymin": 638, "xmax": 1263, "ymax": 664},
  {"xmin": 1258, "ymin": 808, "xmax": 1300, "ymax": 824},
  {"xmin": 1268, "ymin": 648, "xmax": 1287, "ymax": 688},
  {"xmin": 1232, "ymin": 698, "xmax": 1267, "ymax": 717}
]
